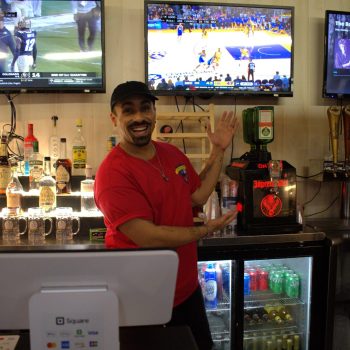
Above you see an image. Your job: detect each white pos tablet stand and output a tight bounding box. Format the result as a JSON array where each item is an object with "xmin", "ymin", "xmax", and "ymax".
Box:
[{"xmin": 0, "ymin": 250, "xmax": 179, "ymax": 350}]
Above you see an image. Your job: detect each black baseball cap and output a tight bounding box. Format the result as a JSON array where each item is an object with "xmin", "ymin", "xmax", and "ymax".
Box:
[{"xmin": 110, "ymin": 81, "xmax": 158, "ymax": 111}]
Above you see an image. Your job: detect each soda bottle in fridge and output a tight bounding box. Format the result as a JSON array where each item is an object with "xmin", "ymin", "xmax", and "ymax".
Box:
[{"xmin": 204, "ymin": 263, "xmax": 218, "ymax": 309}]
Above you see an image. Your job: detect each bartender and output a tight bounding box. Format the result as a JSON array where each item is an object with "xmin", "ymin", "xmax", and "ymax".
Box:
[{"xmin": 94, "ymin": 81, "xmax": 237, "ymax": 349}]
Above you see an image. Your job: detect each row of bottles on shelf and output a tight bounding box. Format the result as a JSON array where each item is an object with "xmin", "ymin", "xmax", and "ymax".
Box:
[
  {"xmin": 25, "ymin": 117, "xmax": 87, "ymax": 177},
  {"xmin": 244, "ymin": 305, "xmax": 294, "ymax": 326},
  {"xmin": 1, "ymin": 120, "xmax": 85, "ymax": 194},
  {"xmin": 244, "ymin": 262, "xmax": 300, "ymax": 298},
  {"xmin": 198, "ymin": 261, "xmax": 231, "ymax": 309},
  {"xmin": 244, "ymin": 331, "xmax": 300, "ymax": 350},
  {"xmin": 1, "ymin": 151, "xmax": 97, "ymax": 214},
  {"xmin": 26, "ymin": 116, "xmax": 118, "ymax": 177}
]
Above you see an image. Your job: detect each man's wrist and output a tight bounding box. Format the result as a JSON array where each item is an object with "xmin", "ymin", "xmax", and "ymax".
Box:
[
  {"xmin": 211, "ymin": 144, "xmax": 226, "ymax": 154},
  {"xmin": 198, "ymin": 225, "xmax": 210, "ymax": 239}
]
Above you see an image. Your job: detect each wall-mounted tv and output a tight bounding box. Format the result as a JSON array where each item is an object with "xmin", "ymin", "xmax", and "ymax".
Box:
[
  {"xmin": 0, "ymin": 0, "xmax": 105, "ymax": 93},
  {"xmin": 323, "ymin": 10, "xmax": 350, "ymax": 99},
  {"xmin": 145, "ymin": 1, "xmax": 294, "ymax": 97}
]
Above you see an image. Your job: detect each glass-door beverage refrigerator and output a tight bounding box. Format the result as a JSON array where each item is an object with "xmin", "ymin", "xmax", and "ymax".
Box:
[{"xmin": 197, "ymin": 232, "xmax": 335, "ymax": 350}]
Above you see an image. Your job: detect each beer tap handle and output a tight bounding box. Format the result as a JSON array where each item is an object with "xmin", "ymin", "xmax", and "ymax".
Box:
[
  {"xmin": 343, "ymin": 105, "xmax": 350, "ymax": 167},
  {"xmin": 327, "ymin": 106, "xmax": 341, "ymax": 174}
]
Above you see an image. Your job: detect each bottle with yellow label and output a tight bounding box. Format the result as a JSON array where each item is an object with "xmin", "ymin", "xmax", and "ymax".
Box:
[{"xmin": 72, "ymin": 118, "xmax": 86, "ymax": 176}]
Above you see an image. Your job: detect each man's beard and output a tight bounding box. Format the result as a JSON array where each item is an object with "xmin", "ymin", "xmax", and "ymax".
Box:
[{"xmin": 132, "ymin": 133, "xmax": 152, "ymax": 147}]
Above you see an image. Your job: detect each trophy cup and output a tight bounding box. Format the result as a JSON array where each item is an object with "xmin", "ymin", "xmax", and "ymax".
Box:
[
  {"xmin": 341, "ymin": 105, "xmax": 350, "ymax": 218},
  {"xmin": 327, "ymin": 106, "xmax": 342, "ymax": 176}
]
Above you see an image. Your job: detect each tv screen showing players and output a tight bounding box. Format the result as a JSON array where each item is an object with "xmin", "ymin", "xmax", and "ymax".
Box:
[
  {"xmin": 145, "ymin": 2, "xmax": 293, "ymax": 96},
  {"xmin": 324, "ymin": 11, "xmax": 350, "ymax": 98},
  {"xmin": 0, "ymin": 0, "xmax": 104, "ymax": 92}
]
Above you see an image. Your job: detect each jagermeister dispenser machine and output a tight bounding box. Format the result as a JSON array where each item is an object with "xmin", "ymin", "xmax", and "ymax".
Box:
[{"xmin": 226, "ymin": 106, "xmax": 302, "ymax": 235}]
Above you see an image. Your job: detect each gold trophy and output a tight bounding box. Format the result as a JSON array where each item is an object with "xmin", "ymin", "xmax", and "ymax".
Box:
[{"xmin": 327, "ymin": 106, "xmax": 342, "ymax": 166}]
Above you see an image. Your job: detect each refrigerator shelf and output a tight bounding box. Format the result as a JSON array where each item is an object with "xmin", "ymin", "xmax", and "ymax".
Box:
[
  {"xmin": 244, "ymin": 296, "xmax": 304, "ymax": 308},
  {"xmin": 243, "ymin": 320, "xmax": 300, "ymax": 332},
  {"xmin": 206, "ymin": 292, "xmax": 231, "ymax": 312},
  {"xmin": 207, "ymin": 312, "xmax": 231, "ymax": 343},
  {"xmin": 244, "ymin": 326, "xmax": 300, "ymax": 338}
]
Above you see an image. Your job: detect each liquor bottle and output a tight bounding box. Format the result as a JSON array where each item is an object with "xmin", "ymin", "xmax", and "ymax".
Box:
[
  {"xmin": 80, "ymin": 165, "xmax": 97, "ymax": 213},
  {"xmin": 39, "ymin": 156, "xmax": 56, "ymax": 212},
  {"xmin": 0, "ymin": 135, "xmax": 12, "ymax": 194},
  {"xmin": 49, "ymin": 115, "xmax": 59, "ymax": 175},
  {"xmin": 276, "ymin": 338, "xmax": 283, "ymax": 350},
  {"xmin": 6, "ymin": 163, "xmax": 23, "ymax": 215},
  {"xmin": 72, "ymin": 118, "xmax": 87, "ymax": 176},
  {"xmin": 56, "ymin": 138, "xmax": 72, "ymax": 194},
  {"xmin": 24, "ymin": 123, "xmax": 38, "ymax": 176},
  {"xmin": 277, "ymin": 306, "xmax": 293, "ymax": 322},
  {"xmin": 264, "ymin": 305, "xmax": 283, "ymax": 324},
  {"xmin": 286, "ymin": 338, "xmax": 293, "ymax": 350},
  {"xmin": 29, "ymin": 141, "xmax": 43, "ymax": 192}
]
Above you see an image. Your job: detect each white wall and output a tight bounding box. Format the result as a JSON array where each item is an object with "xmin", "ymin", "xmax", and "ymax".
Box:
[{"xmin": 0, "ymin": 0, "xmax": 349, "ymax": 218}]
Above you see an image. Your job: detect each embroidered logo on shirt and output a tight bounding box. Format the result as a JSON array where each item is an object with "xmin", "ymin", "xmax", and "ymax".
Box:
[{"xmin": 175, "ymin": 164, "xmax": 188, "ymax": 182}]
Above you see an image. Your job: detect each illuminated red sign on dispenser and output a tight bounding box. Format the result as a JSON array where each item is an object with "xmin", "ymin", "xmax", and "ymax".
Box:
[
  {"xmin": 253, "ymin": 179, "xmax": 289, "ymax": 189},
  {"xmin": 260, "ymin": 194, "xmax": 282, "ymax": 217}
]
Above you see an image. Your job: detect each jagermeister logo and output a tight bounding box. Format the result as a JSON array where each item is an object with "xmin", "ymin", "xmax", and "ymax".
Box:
[{"xmin": 261, "ymin": 127, "xmax": 271, "ymax": 136}]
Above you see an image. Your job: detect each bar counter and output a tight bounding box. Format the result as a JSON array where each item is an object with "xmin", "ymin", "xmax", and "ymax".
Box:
[
  {"xmin": 0, "ymin": 229, "xmax": 335, "ymax": 350},
  {"xmin": 0, "ymin": 231, "xmax": 328, "ymax": 251}
]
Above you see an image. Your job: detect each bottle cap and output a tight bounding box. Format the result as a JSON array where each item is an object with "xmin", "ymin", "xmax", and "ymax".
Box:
[
  {"xmin": 60, "ymin": 138, "xmax": 66, "ymax": 142},
  {"xmin": 76, "ymin": 118, "xmax": 82, "ymax": 127},
  {"xmin": 44, "ymin": 156, "xmax": 51, "ymax": 161}
]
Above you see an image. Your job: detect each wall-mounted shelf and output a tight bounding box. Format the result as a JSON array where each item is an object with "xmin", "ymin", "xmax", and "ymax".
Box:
[{"xmin": 153, "ymin": 104, "xmax": 215, "ymax": 170}]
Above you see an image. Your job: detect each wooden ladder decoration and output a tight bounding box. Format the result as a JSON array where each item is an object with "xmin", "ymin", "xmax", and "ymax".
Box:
[{"xmin": 153, "ymin": 104, "xmax": 215, "ymax": 170}]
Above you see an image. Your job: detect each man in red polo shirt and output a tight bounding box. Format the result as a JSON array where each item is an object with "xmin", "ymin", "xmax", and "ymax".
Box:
[{"xmin": 95, "ymin": 81, "xmax": 237, "ymax": 350}]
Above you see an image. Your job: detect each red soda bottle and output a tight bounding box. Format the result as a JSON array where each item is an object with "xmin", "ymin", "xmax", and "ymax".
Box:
[{"xmin": 24, "ymin": 123, "xmax": 38, "ymax": 175}]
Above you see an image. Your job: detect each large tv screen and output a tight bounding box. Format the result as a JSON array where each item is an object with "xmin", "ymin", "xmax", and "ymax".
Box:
[
  {"xmin": 323, "ymin": 10, "xmax": 350, "ymax": 98},
  {"xmin": 0, "ymin": 0, "xmax": 105, "ymax": 93},
  {"xmin": 145, "ymin": 1, "xmax": 294, "ymax": 97}
]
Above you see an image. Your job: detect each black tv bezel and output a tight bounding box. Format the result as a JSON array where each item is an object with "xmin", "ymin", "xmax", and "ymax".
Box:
[
  {"xmin": 0, "ymin": 0, "xmax": 106, "ymax": 94},
  {"xmin": 323, "ymin": 10, "xmax": 350, "ymax": 99},
  {"xmin": 144, "ymin": 0, "xmax": 295, "ymax": 98}
]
